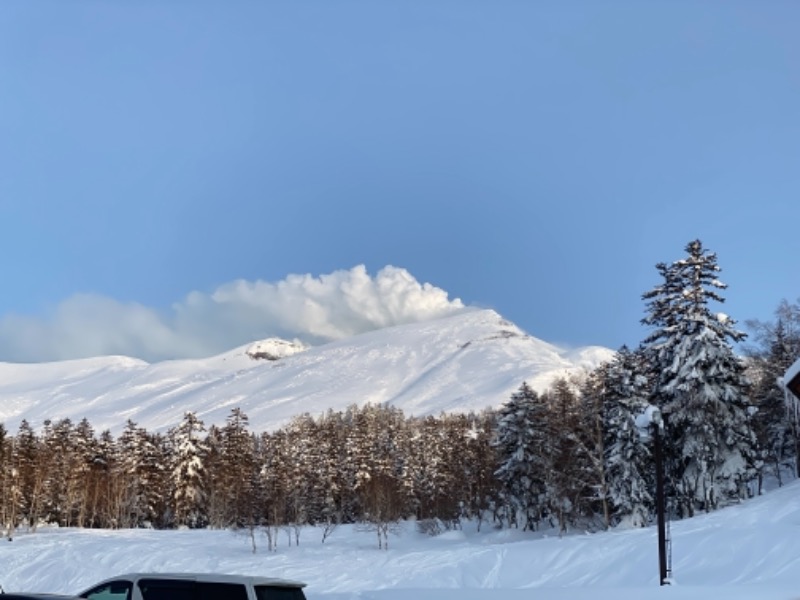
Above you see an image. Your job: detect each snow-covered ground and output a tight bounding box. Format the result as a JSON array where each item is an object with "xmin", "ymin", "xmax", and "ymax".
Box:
[
  {"xmin": 0, "ymin": 309, "xmax": 614, "ymax": 434},
  {"xmin": 2, "ymin": 480, "xmax": 799, "ymax": 600}
]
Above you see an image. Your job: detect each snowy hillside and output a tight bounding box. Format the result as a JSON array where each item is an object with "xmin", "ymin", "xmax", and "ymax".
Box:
[
  {"xmin": 0, "ymin": 309, "xmax": 614, "ymax": 434},
  {"xmin": 2, "ymin": 479, "xmax": 800, "ymax": 599}
]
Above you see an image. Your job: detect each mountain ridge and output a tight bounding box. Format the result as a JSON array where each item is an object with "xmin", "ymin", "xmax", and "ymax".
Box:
[{"xmin": 0, "ymin": 309, "xmax": 614, "ymax": 434}]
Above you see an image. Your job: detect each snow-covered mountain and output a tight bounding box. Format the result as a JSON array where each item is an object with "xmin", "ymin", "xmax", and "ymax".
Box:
[{"xmin": 0, "ymin": 309, "xmax": 614, "ymax": 434}]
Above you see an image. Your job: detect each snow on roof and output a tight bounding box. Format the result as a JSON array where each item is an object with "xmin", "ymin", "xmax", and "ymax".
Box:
[{"xmin": 785, "ymin": 358, "xmax": 800, "ymax": 400}]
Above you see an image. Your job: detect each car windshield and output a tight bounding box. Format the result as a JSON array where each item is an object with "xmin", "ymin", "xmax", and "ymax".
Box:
[{"xmin": 80, "ymin": 580, "xmax": 132, "ymax": 600}]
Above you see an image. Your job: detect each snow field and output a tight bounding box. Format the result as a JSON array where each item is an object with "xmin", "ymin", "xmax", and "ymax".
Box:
[{"xmin": 2, "ymin": 480, "xmax": 800, "ymax": 600}]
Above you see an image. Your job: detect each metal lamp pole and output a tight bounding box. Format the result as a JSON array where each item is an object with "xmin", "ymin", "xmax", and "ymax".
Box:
[{"xmin": 653, "ymin": 419, "xmax": 668, "ymax": 586}]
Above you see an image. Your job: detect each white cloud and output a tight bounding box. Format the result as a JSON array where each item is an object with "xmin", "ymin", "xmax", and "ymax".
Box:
[{"xmin": 0, "ymin": 266, "xmax": 467, "ymax": 363}]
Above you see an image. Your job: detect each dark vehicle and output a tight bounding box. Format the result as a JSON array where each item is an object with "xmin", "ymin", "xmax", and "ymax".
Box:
[
  {"xmin": 78, "ymin": 573, "xmax": 307, "ymax": 600},
  {"xmin": 0, "ymin": 596, "xmax": 82, "ymax": 600}
]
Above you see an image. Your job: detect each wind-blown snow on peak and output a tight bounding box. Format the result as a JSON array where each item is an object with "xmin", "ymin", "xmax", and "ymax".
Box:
[
  {"xmin": 245, "ymin": 338, "xmax": 309, "ymax": 361},
  {"xmin": 0, "ymin": 309, "xmax": 614, "ymax": 435}
]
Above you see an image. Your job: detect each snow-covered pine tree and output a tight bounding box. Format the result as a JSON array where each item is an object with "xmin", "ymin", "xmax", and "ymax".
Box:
[
  {"xmin": 169, "ymin": 411, "xmax": 208, "ymax": 528},
  {"xmin": 340, "ymin": 404, "xmax": 368, "ymax": 521},
  {"xmin": 543, "ymin": 377, "xmax": 587, "ymax": 533},
  {"xmin": 40, "ymin": 418, "xmax": 83, "ymax": 526},
  {"xmin": 404, "ymin": 413, "xmax": 463, "ymax": 526},
  {"xmin": 492, "ymin": 382, "xmax": 549, "ymax": 530},
  {"xmin": 119, "ymin": 421, "xmax": 171, "ymax": 528},
  {"xmin": 220, "ymin": 408, "xmax": 258, "ymax": 528},
  {"xmin": 438, "ymin": 413, "xmax": 473, "ymax": 525},
  {"xmin": 202, "ymin": 424, "xmax": 226, "ymax": 528},
  {"xmin": 641, "ymin": 239, "xmax": 758, "ymax": 516},
  {"xmin": 0, "ymin": 423, "xmax": 13, "ymax": 538},
  {"xmin": 407, "ymin": 412, "xmax": 472, "ymax": 529},
  {"xmin": 117, "ymin": 420, "xmax": 145, "ymax": 527},
  {"xmin": 404, "ymin": 415, "xmax": 441, "ymax": 522},
  {"xmin": 282, "ymin": 413, "xmax": 322, "ymax": 543},
  {"xmin": 92, "ymin": 428, "xmax": 120, "ymax": 529},
  {"xmin": 577, "ymin": 366, "xmax": 612, "ymax": 529},
  {"xmin": 603, "ymin": 346, "xmax": 653, "ymax": 527},
  {"xmin": 258, "ymin": 428, "xmax": 288, "ymax": 550},
  {"xmin": 356, "ymin": 404, "xmax": 407, "ymax": 548},
  {"xmin": 72, "ymin": 418, "xmax": 98, "ymax": 528},
  {"xmin": 39, "ymin": 418, "xmax": 65, "ymax": 525},
  {"xmin": 314, "ymin": 409, "xmax": 349, "ymax": 537},
  {"xmin": 463, "ymin": 409, "xmax": 500, "ymax": 530},
  {"xmin": 746, "ymin": 299, "xmax": 800, "ymax": 482},
  {"xmin": 13, "ymin": 419, "xmax": 45, "ymax": 530}
]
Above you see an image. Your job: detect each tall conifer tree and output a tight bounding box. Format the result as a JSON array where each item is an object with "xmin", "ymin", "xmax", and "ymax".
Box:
[
  {"xmin": 641, "ymin": 239, "xmax": 757, "ymax": 516},
  {"xmin": 746, "ymin": 299, "xmax": 800, "ymax": 481},
  {"xmin": 170, "ymin": 411, "xmax": 208, "ymax": 528},
  {"xmin": 493, "ymin": 382, "xmax": 550, "ymax": 530},
  {"xmin": 603, "ymin": 346, "xmax": 653, "ymax": 526}
]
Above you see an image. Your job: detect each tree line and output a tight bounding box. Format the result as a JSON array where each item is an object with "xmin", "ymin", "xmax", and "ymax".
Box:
[
  {"xmin": 0, "ymin": 405, "xmax": 502, "ymax": 542},
  {"xmin": 0, "ymin": 240, "xmax": 798, "ymax": 543}
]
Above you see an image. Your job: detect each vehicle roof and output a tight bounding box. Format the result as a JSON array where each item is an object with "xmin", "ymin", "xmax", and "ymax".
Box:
[
  {"xmin": 81, "ymin": 573, "xmax": 306, "ymax": 589},
  {"xmin": 2, "ymin": 595, "xmax": 82, "ymax": 600}
]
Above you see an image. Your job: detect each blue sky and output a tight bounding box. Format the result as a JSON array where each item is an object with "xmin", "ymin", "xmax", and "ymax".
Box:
[{"xmin": 1, "ymin": 1, "xmax": 799, "ymax": 362}]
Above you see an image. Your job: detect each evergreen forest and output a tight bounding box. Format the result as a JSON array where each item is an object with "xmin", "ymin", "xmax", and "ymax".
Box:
[{"xmin": 1, "ymin": 240, "xmax": 798, "ymax": 542}]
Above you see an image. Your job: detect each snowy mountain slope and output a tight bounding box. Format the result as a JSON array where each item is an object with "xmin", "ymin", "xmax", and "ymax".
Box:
[
  {"xmin": 3, "ymin": 479, "xmax": 800, "ymax": 599},
  {"xmin": 0, "ymin": 309, "xmax": 614, "ymax": 434}
]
